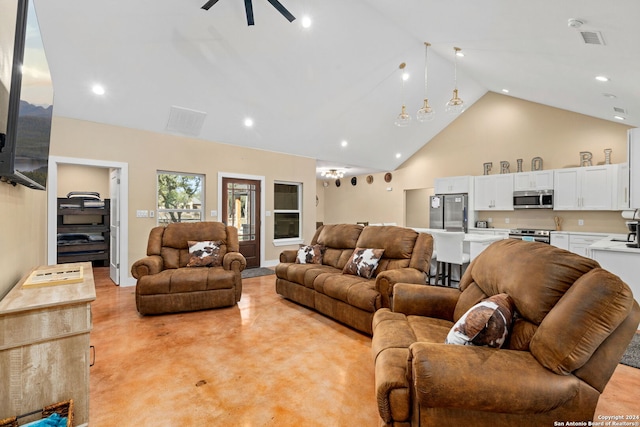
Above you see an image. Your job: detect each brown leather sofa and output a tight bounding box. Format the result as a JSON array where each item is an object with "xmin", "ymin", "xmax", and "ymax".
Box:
[
  {"xmin": 275, "ymin": 224, "xmax": 433, "ymax": 335},
  {"xmin": 372, "ymin": 239, "xmax": 640, "ymax": 427},
  {"xmin": 132, "ymin": 222, "xmax": 246, "ymax": 315}
]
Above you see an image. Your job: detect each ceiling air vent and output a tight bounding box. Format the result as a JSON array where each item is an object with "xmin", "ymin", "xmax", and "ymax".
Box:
[
  {"xmin": 166, "ymin": 106, "xmax": 207, "ymax": 136},
  {"xmin": 580, "ymin": 30, "xmax": 605, "ymax": 45},
  {"xmin": 614, "ymin": 106, "xmax": 627, "ymax": 115}
]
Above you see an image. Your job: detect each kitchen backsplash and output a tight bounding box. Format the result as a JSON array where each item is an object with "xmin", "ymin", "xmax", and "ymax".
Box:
[{"xmin": 476, "ymin": 210, "xmax": 628, "ymax": 233}]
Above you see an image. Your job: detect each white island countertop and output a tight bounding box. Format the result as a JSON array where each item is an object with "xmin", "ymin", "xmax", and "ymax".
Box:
[
  {"xmin": 412, "ymin": 228, "xmax": 504, "ymax": 242},
  {"xmin": 589, "ymin": 237, "xmax": 640, "ymax": 254}
]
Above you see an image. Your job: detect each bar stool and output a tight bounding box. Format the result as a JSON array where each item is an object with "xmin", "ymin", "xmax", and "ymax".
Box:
[
  {"xmin": 427, "ymin": 248, "xmax": 438, "ymax": 284},
  {"xmin": 434, "ymin": 232, "xmax": 470, "ymax": 287}
]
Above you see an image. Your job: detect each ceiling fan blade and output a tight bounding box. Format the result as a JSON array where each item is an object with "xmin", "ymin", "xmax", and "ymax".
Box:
[
  {"xmin": 201, "ymin": 0, "xmax": 221, "ymax": 11},
  {"xmin": 266, "ymin": 0, "xmax": 296, "ymax": 22},
  {"xmin": 244, "ymin": 0, "xmax": 255, "ymax": 25}
]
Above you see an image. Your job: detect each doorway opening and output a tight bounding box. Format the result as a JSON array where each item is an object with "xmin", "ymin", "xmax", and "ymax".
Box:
[{"xmin": 47, "ymin": 156, "xmax": 130, "ymax": 286}]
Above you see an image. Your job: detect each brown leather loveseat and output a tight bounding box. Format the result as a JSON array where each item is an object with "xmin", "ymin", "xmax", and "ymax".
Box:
[
  {"xmin": 132, "ymin": 221, "xmax": 246, "ymax": 315},
  {"xmin": 276, "ymin": 224, "xmax": 433, "ymax": 335},
  {"xmin": 372, "ymin": 239, "xmax": 640, "ymax": 426}
]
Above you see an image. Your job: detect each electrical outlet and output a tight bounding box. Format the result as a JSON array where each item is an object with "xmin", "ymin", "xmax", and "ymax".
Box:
[
  {"xmin": 487, "ymin": 218, "xmax": 492, "ymax": 223},
  {"xmin": 578, "ymin": 219, "xmax": 584, "ymax": 226},
  {"xmin": 505, "ymin": 218, "xmax": 510, "ymax": 224},
  {"xmin": 210, "ymin": 210, "xmax": 217, "ymax": 217}
]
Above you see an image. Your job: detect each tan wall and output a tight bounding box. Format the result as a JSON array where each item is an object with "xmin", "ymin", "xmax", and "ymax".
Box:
[
  {"xmin": 49, "ymin": 117, "xmax": 317, "ymax": 270},
  {"xmin": 321, "ymin": 92, "xmax": 632, "ymax": 233},
  {"xmin": 57, "ymin": 164, "xmax": 111, "ymax": 198},
  {"xmin": 0, "ymin": 183, "xmax": 47, "ymax": 298}
]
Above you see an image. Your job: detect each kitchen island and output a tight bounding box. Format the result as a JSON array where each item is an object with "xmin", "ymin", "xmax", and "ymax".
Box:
[
  {"xmin": 412, "ymin": 228, "xmax": 506, "ymax": 261},
  {"xmin": 590, "ymin": 238, "xmax": 640, "ymax": 302}
]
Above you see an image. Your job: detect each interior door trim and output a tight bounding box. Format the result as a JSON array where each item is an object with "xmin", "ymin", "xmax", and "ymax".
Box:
[{"xmin": 217, "ymin": 172, "xmax": 266, "ymax": 268}]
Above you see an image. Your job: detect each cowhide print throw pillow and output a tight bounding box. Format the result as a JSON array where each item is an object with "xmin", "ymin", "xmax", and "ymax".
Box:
[
  {"xmin": 186, "ymin": 240, "xmax": 223, "ymax": 267},
  {"xmin": 295, "ymin": 244, "xmax": 324, "ymax": 264},
  {"xmin": 342, "ymin": 248, "xmax": 385, "ymax": 279},
  {"xmin": 445, "ymin": 293, "xmax": 515, "ymax": 348}
]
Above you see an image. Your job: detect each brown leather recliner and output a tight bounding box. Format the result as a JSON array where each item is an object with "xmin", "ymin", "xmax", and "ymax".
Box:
[
  {"xmin": 372, "ymin": 238, "xmax": 640, "ymax": 427},
  {"xmin": 132, "ymin": 222, "xmax": 246, "ymax": 315}
]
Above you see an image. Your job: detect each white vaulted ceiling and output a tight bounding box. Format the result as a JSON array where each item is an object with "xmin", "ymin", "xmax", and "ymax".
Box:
[{"xmin": 32, "ymin": 0, "xmax": 640, "ymax": 177}]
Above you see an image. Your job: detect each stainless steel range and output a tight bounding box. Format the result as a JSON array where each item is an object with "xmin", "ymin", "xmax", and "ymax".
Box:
[{"xmin": 508, "ymin": 228, "xmax": 552, "ymax": 244}]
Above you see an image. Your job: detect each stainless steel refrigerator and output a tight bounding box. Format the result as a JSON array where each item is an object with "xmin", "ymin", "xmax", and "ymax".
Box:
[{"xmin": 429, "ymin": 194, "xmax": 468, "ymax": 232}]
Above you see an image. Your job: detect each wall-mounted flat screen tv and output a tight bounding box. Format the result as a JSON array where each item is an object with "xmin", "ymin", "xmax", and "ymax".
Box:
[{"xmin": 0, "ymin": 0, "xmax": 53, "ymax": 190}]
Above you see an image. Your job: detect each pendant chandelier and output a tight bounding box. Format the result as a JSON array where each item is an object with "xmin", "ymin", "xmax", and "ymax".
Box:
[
  {"xmin": 445, "ymin": 47, "xmax": 465, "ymax": 114},
  {"xmin": 416, "ymin": 42, "xmax": 435, "ymax": 122},
  {"xmin": 394, "ymin": 63, "xmax": 411, "ymax": 127},
  {"xmin": 321, "ymin": 169, "xmax": 344, "ymax": 179}
]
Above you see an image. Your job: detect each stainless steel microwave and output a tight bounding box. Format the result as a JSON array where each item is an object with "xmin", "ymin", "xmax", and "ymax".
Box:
[{"xmin": 513, "ymin": 189, "xmax": 554, "ymax": 209}]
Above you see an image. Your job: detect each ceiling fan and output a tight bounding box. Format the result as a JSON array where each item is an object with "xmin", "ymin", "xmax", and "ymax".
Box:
[{"xmin": 201, "ymin": 0, "xmax": 296, "ymax": 26}]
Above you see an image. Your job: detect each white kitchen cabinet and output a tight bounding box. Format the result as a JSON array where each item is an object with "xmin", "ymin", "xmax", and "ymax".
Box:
[
  {"xmin": 550, "ymin": 232, "xmax": 569, "ymax": 250},
  {"xmin": 568, "ymin": 234, "xmax": 603, "ymax": 258},
  {"xmin": 551, "ymin": 232, "xmax": 607, "ymax": 258},
  {"xmin": 434, "ymin": 176, "xmax": 472, "ymax": 194},
  {"xmin": 629, "ymin": 128, "xmax": 640, "ymax": 209},
  {"xmin": 553, "ymin": 165, "xmax": 615, "ymax": 210},
  {"xmin": 474, "ymin": 174, "xmax": 514, "ymax": 210},
  {"xmin": 513, "ymin": 170, "xmax": 554, "ymax": 191},
  {"xmin": 617, "ymin": 163, "xmax": 630, "ymax": 210}
]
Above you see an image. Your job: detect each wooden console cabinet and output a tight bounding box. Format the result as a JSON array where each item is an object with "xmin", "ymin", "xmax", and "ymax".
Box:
[{"xmin": 0, "ymin": 262, "xmax": 95, "ymax": 426}]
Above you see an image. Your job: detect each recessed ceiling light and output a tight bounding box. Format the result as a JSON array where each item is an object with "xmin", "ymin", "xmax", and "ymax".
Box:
[
  {"xmin": 614, "ymin": 115, "xmax": 626, "ymax": 121},
  {"xmin": 595, "ymin": 76, "xmax": 610, "ymax": 82},
  {"xmin": 244, "ymin": 117, "xmax": 254, "ymax": 127},
  {"xmin": 301, "ymin": 15, "xmax": 312, "ymax": 28},
  {"xmin": 341, "ymin": 140, "xmax": 348, "ymax": 147},
  {"xmin": 395, "ymin": 153, "xmax": 401, "ymax": 159},
  {"xmin": 603, "ymin": 93, "xmax": 617, "ymax": 99},
  {"xmin": 92, "ymin": 84, "xmax": 105, "ymax": 95},
  {"xmin": 502, "ymin": 89, "xmax": 510, "ymax": 93}
]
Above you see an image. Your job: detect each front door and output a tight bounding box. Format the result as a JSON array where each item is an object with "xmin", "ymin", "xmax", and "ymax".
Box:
[{"xmin": 222, "ymin": 177, "xmax": 261, "ymax": 268}]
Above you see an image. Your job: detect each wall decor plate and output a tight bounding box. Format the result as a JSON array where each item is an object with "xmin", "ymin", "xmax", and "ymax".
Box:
[
  {"xmin": 335, "ymin": 179, "xmax": 341, "ymax": 187},
  {"xmin": 384, "ymin": 172, "xmax": 392, "ymax": 183},
  {"xmin": 366, "ymin": 175, "xmax": 373, "ymax": 184},
  {"xmin": 351, "ymin": 177, "xmax": 357, "ymax": 186}
]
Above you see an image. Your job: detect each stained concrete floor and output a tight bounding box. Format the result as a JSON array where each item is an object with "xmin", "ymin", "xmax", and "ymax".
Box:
[
  {"xmin": 89, "ymin": 268, "xmax": 640, "ymax": 426},
  {"xmin": 89, "ymin": 268, "xmax": 377, "ymax": 426}
]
